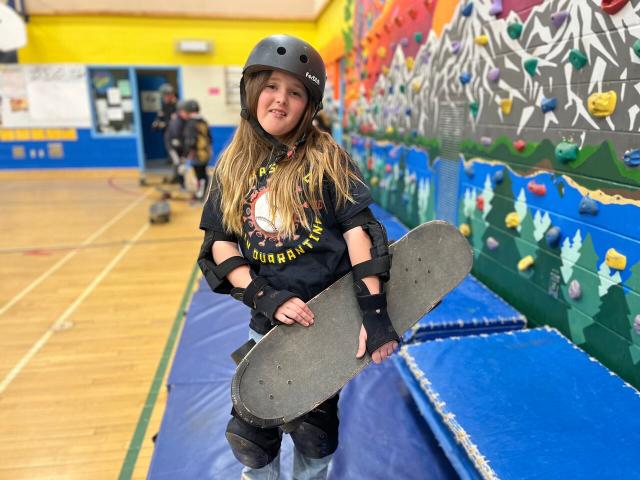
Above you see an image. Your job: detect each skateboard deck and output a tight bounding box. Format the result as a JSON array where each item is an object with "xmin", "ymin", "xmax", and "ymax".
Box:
[{"xmin": 231, "ymin": 220, "xmax": 473, "ymax": 428}]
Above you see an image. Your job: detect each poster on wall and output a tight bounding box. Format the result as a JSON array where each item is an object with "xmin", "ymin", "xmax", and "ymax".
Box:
[
  {"xmin": 88, "ymin": 68, "xmax": 135, "ymax": 134},
  {"xmin": 0, "ymin": 65, "xmax": 91, "ymax": 128}
]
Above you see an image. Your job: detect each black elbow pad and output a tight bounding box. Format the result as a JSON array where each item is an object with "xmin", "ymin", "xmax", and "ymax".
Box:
[{"xmin": 197, "ymin": 229, "xmax": 246, "ymax": 294}]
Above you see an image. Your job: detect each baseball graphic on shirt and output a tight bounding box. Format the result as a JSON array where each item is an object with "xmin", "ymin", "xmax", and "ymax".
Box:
[{"xmin": 253, "ymin": 190, "xmax": 283, "ymax": 235}]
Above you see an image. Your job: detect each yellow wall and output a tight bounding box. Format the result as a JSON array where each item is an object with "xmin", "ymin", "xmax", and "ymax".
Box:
[
  {"xmin": 19, "ymin": 15, "xmax": 317, "ymax": 65},
  {"xmin": 315, "ymin": 0, "xmax": 346, "ymax": 62}
]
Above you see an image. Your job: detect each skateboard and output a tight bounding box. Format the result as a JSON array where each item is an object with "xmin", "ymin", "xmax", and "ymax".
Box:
[{"xmin": 231, "ymin": 220, "xmax": 473, "ymax": 428}]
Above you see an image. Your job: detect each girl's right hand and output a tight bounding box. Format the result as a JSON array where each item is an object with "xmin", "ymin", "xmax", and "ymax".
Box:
[{"xmin": 274, "ymin": 298, "xmax": 315, "ymax": 327}]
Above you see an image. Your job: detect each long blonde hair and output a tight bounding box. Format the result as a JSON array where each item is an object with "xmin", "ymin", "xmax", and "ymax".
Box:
[{"xmin": 214, "ymin": 70, "xmax": 363, "ymax": 239}]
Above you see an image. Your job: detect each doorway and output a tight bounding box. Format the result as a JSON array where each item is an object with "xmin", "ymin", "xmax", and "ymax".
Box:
[{"xmin": 134, "ymin": 68, "xmax": 180, "ymax": 175}]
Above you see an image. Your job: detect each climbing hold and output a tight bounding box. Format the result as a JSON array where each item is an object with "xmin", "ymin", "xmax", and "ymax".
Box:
[
  {"xmin": 545, "ymin": 226, "xmax": 562, "ymax": 248},
  {"xmin": 377, "ymin": 46, "xmax": 387, "ymax": 59},
  {"xmin": 476, "ymin": 196, "xmax": 485, "ymax": 211},
  {"xmin": 382, "ymin": 66, "xmax": 390, "ymax": 75},
  {"xmin": 384, "ymin": 23, "xmax": 391, "ymax": 34},
  {"xmin": 399, "ymin": 85, "xmax": 406, "ymax": 94},
  {"xmin": 527, "ymin": 180, "xmax": 547, "ymax": 196},
  {"xmin": 480, "ymin": 136, "xmax": 492, "ymax": 146},
  {"xmin": 601, "ymin": 0, "xmax": 630, "ymax": 15},
  {"xmin": 469, "ymin": 101, "xmax": 479, "ymax": 118},
  {"xmin": 551, "ymin": 10, "xmax": 570, "ymax": 28},
  {"xmin": 461, "ymin": 3, "xmax": 473, "ymax": 17},
  {"xmin": 405, "ymin": 107, "xmax": 412, "ymax": 116},
  {"xmin": 579, "ymin": 195, "xmax": 599, "ymax": 215},
  {"xmin": 486, "ymin": 236, "xmax": 499, "ymax": 250},
  {"xmin": 406, "ymin": 57, "xmax": 415, "ymax": 70},
  {"xmin": 475, "ymin": 35, "xmax": 489, "ymax": 46},
  {"xmin": 588, "ymin": 91, "xmax": 617, "ymax": 117},
  {"xmin": 451, "ymin": 40, "xmax": 462, "ymax": 54},
  {"xmin": 459, "ymin": 71, "xmax": 472, "ymax": 85},
  {"xmin": 415, "ymin": 32, "xmax": 423, "ymax": 43},
  {"xmin": 411, "ymin": 81, "xmax": 422, "ymax": 93},
  {"xmin": 568, "ymin": 49, "xmax": 588, "ymax": 70},
  {"xmin": 464, "ymin": 162, "xmax": 474, "ymax": 177},
  {"xmin": 371, "ymin": 176, "xmax": 380, "ymax": 186},
  {"xmin": 400, "ymin": 37, "xmax": 409, "ymax": 48},
  {"xmin": 541, "ymin": 96, "xmax": 558, "ymax": 113},
  {"xmin": 367, "ymin": 157, "xmax": 374, "ymax": 170},
  {"xmin": 489, "ymin": 0, "xmax": 503, "ymax": 16},
  {"xmin": 487, "ymin": 67, "xmax": 500, "ymax": 82},
  {"xmin": 385, "ymin": 164, "xmax": 392, "ymax": 173},
  {"xmin": 459, "ymin": 223, "xmax": 471, "ymax": 237},
  {"xmin": 386, "ymin": 126, "xmax": 394, "ymax": 134},
  {"xmin": 524, "ymin": 58, "xmax": 539, "ymax": 76},
  {"xmin": 374, "ymin": 32, "xmax": 381, "ymax": 40},
  {"xmin": 606, "ymin": 248, "xmax": 627, "ymax": 270},
  {"xmin": 518, "ymin": 255, "xmax": 535, "ymax": 271},
  {"xmin": 568, "ymin": 279, "xmax": 582, "ymax": 300},
  {"xmin": 394, "ymin": 16, "xmax": 403, "ymax": 27},
  {"xmin": 507, "ymin": 22, "xmax": 523, "ymax": 40},
  {"xmin": 492, "ymin": 169, "xmax": 504, "ymax": 184},
  {"xmin": 360, "ymin": 71, "xmax": 368, "ymax": 80},
  {"xmin": 408, "ymin": 8, "xmax": 418, "ymax": 20},
  {"xmin": 505, "ymin": 212, "xmax": 520, "ymax": 228},
  {"xmin": 513, "ymin": 139, "xmax": 526, "ymax": 152},
  {"xmin": 388, "ymin": 85, "xmax": 394, "ymax": 94},
  {"xmin": 633, "ymin": 39, "xmax": 640, "ymax": 59},
  {"xmin": 634, "ymin": 314, "xmax": 640, "ymax": 335},
  {"xmin": 555, "ymin": 141, "xmax": 579, "ymax": 163},
  {"xmin": 500, "ymin": 98, "xmax": 513, "ymax": 115},
  {"xmin": 623, "ymin": 149, "xmax": 640, "ymax": 167}
]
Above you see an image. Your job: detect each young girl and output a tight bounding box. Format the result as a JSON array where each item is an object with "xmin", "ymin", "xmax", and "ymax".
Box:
[{"xmin": 198, "ymin": 34, "xmax": 399, "ymax": 479}]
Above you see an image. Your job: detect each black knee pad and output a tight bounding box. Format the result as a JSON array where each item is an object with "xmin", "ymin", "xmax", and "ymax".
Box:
[
  {"xmin": 226, "ymin": 415, "xmax": 282, "ymax": 469},
  {"xmin": 290, "ymin": 395, "xmax": 340, "ymax": 459}
]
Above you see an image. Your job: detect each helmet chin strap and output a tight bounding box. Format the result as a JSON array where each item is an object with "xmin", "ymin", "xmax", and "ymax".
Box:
[{"xmin": 240, "ymin": 77, "xmax": 319, "ymax": 161}]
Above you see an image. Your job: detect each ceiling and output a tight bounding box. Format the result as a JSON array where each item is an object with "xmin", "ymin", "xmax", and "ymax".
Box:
[{"xmin": 23, "ymin": 0, "xmax": 331, "ymax": 20}]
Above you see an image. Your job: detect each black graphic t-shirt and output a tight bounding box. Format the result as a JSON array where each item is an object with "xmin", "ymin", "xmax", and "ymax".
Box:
[{"xmin": 200, "ymin": 153, "xmax": 372, "ymax": 334}]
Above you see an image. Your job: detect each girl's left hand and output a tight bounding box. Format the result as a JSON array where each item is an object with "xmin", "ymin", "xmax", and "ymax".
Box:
[
  {"xmin": 274, "ymin": 297, "xmax": 315, "ymax": 327},
  {"xmin": 355, "ymin": 325, "xmax": 398, "ymax": 364}
]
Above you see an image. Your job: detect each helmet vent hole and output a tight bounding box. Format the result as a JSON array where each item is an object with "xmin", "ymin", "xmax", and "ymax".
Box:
[
  {"xmin": 299, "ymin": 54, "xmax": 308, "ymax": 63},
  {"xmin": 277, "ymin": 46, "xmax": 287, "ymax": 55}
]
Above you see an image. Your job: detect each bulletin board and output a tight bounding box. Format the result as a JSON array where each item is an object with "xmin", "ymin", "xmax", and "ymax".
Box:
[
  {"xmin": 88, "ymin": 68, "xmax": 135, "ymax": 134},
  {"xmin": 0, "ymin": 64, "xmax": 91, "ymax": 128}
]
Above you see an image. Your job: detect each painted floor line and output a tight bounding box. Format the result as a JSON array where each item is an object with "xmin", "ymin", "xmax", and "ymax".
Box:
[
  {"xmin": 0, "ymin": 190, "xmax": 150, "ymax": 318},
  {"xmin": 0, "ymin": 222, "xmax": 150, "ymax": 396}
]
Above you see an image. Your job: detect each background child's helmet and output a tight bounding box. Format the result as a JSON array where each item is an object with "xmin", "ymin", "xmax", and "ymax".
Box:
[
  {"xmin": 159, "ymin": 83, "xmax": 175, "ymax": 95},
  {"xmin": 178, "ymin": 99, "xmax": 200, "ymax": 113},
  {"xmin": 243, "ymin": 34, "xmax": 326, "ymax": 108}
]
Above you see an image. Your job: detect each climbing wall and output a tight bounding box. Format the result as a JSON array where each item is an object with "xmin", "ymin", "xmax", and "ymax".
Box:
[{"xmin": 342, "ymin": 0, "xmax": 640, "ymax": 387}]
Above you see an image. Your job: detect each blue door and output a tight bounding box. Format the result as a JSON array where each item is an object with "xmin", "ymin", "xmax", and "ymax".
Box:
[{"xmin": 135, "ymin": 69, "xmax": 179, "ymax": 165}]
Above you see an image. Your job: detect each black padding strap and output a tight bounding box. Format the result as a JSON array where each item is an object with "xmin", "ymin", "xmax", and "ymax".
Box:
[
  {"xmin": 338, "ymin": 207, "xmax": 375, "ymax": 233},
  {"xmin": 231, "ymin": 339, "xmax": 257, "ymax": 366},
  {"xmin": 215, "ymin": 256, "xmax": 249, "ymax": 280},
  {"xmin": 242, "ymin": 276, "xmax": 270, "ymax": 309},
  {"xmin": 355, "ymin": 292, "xmax": 387, "ymax": 311},
  {"xmin": 352, "ymin": 256, "xmax": 391, "ymax": 282}
]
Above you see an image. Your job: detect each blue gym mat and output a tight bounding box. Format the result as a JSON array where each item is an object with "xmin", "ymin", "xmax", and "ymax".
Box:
[
  {"xmin": 148, "ymin": 282, "xmax": 459, "ymax": 480},
  {"xmin": 395, "ymin": 328, "xmax": 640, "ymax": 480},
  {"xmin": 404, "ymin": 275, "xmax": 526, "ymax": 343}
]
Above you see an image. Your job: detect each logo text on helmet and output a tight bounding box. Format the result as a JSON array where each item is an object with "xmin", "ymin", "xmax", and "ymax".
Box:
[{"xmin": 305, "ymin": 72, "xmax": 320, "ymax": 85}]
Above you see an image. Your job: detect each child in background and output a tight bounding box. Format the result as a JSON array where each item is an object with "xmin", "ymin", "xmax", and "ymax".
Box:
[{"xmin": 182, "ymin": 99, "xmax": 212, "ymax": 200}]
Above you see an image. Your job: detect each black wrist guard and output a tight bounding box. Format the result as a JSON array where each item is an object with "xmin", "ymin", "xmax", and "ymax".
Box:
[
  {"xmin": 354, "ymin": 280, "xmax": 399, "ymax": 354},
  {"xmin": 232, "ymin": 276, "xmax": 297, "ymax": 324}
]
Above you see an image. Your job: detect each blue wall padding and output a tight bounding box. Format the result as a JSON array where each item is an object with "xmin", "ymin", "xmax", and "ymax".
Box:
[
  {"xmin": 149, "ymin": 277, "xmax": 458, "ymax": 479},
  {"xmin": 396, "ymin": 328, "xmax": 640, "ymax": 480},
  {"xmin": 406, "ymin": 275, "xmax": 526, "ymax": 343}
]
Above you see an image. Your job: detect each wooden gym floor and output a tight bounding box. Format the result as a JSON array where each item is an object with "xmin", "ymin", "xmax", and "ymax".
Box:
[{"xmin": 0, "ymin": 169, "xmax": 204, "ymax": 479}]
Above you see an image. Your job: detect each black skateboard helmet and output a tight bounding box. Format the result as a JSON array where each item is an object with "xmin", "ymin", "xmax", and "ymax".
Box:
[
  {"xmin": 243, "ymin": 34, "xmax": 326, "ymax": 108},
  {"xmin": 178, "ymin": 99, "xmax": 200, "ymax": 113}
]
